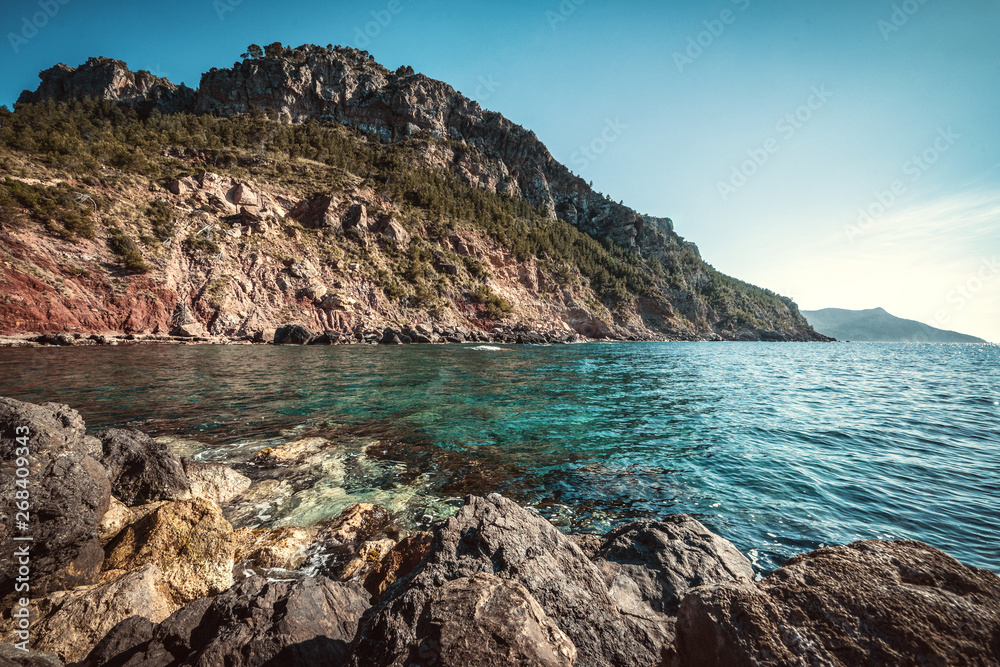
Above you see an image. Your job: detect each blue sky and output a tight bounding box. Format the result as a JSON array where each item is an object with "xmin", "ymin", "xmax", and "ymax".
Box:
[{"xmin": 2, "ymin": 0, "xmax": 998, "ymax": 341}]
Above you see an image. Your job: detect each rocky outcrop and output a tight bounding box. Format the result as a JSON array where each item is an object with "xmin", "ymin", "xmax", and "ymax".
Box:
[
  {"xmin": 181, "ymin": 458, "xmax": 251, "ymax": 505},
  {"xmin": 102, "ymin": 499, "xmax": 234, "ymax": 605},
  {"xmin": 79, "ymin": 576, "xmax": 370, "ymax": 667},
  {"xmin": 16, "ymin": 57, "xmax": 196, "ymax": 114},
  {"xmin": 98, "ymin": 429, "xmax": 192, "ymax": 505},
  {"xmin": 673, "ymin": 539, "xmax": 1000, "ymax": 667},
  {"xmin": 352, "ymin": 494, "xmax": 750, "ymax": 667},
  {"xmin": 0, "ymin": 398, "xmax": 110, "ymax": 599},
  {"xmin": 9, "ymin": 565, "xmax": 175, "ymax": 663}
]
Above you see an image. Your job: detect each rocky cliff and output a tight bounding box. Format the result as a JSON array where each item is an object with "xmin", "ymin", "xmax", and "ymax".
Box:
[{"xmin": 2, "ymin": 45, "xmax": 827, "ymax": 342}]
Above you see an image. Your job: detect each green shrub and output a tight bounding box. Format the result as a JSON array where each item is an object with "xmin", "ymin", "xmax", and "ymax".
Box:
[
  {"xmin": 472, "ymin": 285, "xmax": 512, "ymax": 320},
  {"xmin": 106, "ymin": 226, "xmax": 149, "ymax": 272},
  {"xmin": 146, "ymin": 200, "xmax": 176, "ymax": 241}
]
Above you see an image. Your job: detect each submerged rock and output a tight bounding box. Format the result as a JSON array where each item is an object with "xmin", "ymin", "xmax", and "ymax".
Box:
[
  {"xmin": 0, "ymin": 398, "xmax": 111, "ymax": 599},
  {"xmin": 673, "ymin": 539, "xmax": 1000, "ymax": 667},
  {"xmin": 103, "ymin": 498, "xmax": 234, "ymax": 605},
  {"xmin": 98, "ymin": 428, "xmax": 192, "ymax": 506},
  {"xmin": 79, "ymin": 576, "xmax": 370, "ymax": 667}
]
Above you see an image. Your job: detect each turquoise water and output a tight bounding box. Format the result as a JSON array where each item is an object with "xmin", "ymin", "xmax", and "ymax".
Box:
[{"xmin": 1, "ymin": 342, "xmax": 997, "ymax": 574}]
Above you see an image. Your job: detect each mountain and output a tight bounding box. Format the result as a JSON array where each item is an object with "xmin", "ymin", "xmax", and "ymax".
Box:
[
  {"xmin": 1, "ymin": 43, "xmax": 829, "ymax": 342},
  {"xmin": 803, "ymin": 308, "xmax": 986, "ymax": 343}
]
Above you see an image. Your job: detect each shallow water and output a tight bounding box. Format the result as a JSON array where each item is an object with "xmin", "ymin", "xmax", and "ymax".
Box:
[{"xmin": 1, "ymin": 341, "xmax": 997, "ymax": 574}]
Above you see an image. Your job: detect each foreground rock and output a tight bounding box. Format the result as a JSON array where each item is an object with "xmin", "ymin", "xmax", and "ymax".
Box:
[
  {"xmin": 0, "ymin": 642, "xmax": 63, "ymax": 666},
  {"xmin": 181, "ymin": 458, "xmax": 252, "ymax": 505},
  {"xmin": 0, "ymin": 398, "xmax": 111, "ymax": 599},
  {"xmin": 674, "ymin": 539, "xmax": 1000, "ymax": 667},
  {"xmin": 98, "ymin": 429, "xmax": 192, "ymax": 505},
  {"xmin": 80, "ymin": 576, "xmax": 370, "ymax": 667},
  {"xmin": 8, "ymin": 565, "xmax": 175, "ymax": 663},
  {"xmin": 103, "ymin": 499, "xmax": 234, "ymax": 605},
  {"xmin": 353, "ymin": 494, "xmax": 751, "ymax": 667}
]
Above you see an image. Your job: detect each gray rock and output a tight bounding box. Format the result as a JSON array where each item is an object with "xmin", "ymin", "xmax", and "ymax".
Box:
[
  {"xmin": 352, "ymin": 494, "xmax": 668, "ymax": 667},
  {"xmin": 0, "ymin": 398, "xmax": 111, "ymax": 599},
  {"xmin": 273, "ymin": 325, "xmax": 316, "ymax": 345},
  {"xmin": 0, "ymin": 642, "xmax": 64, "ymax": 666},
  {"xmin": 79, "ymin": 576, "xmax": 370, "ymax": 667},
  {"xmin": 673, "ymin": 539, "xmax": 1000, "ymax": 667},
  {"xmin": 97, "ymin": 429, "xmax": 192, "ymax": 506}
]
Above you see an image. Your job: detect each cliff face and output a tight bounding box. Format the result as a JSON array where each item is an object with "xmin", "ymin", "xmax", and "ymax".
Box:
[{"xmin": 3, "ymin": 45, "xmax": 827, "ymax": 342}]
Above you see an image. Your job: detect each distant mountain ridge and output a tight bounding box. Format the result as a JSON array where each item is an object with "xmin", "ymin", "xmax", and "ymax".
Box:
[{"xmin": 803, "ymin": 308, "xmax": 986, "ymax": 343}]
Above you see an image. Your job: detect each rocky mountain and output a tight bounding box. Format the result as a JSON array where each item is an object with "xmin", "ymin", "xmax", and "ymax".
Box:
[
  {"xmin": 1, "ymin": 43, "xmax": 828, "ymax": 342},
  {"xmin": 803, "ymin": 308, "xmax": 986, "ymax": 343}
]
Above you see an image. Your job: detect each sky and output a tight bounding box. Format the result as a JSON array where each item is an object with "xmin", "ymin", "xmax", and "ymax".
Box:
[{"xmin": 2, "ymin": 0, "xmax": 998, "ymax": 341}]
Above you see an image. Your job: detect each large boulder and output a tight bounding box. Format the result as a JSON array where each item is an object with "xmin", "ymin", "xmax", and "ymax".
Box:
[
  {"xmin": 181, "ymin": 458, "xmax": 251, "ymax": 505},
  {"xmin": 353, "ymin": 494, "xmax": 667, "ymax": 667},
  {"xmin": 289, "ymin": 194, "xmax": 341, "ymax": 230},
  {"xmin": 273, "ymin": 325, "xmax": 316, "ymax": 346},
  {"xmin": 97, "ymin": 429, "xmax": 192, "ymax": 506},
  {"xmin": 103, "ymin": 499, "xmax": 234, "ymax": 605},
  {"xmin": 0, "ymin": 398, "xmax": 111, "ymax": 599},
  {"xmin": 674, "ymin": 539, "xmax": 1000, "ymax": 666},
  {"xmin": 79, "ymin": 576, "xmax": 370, "ymax": 667},
  {"xmin": 6, "ymin": 565, "xmax": 175, "ymax": 664},
  {"xmin": 418, "ymin": 573, "xmax": 577, "ymax": 667}
]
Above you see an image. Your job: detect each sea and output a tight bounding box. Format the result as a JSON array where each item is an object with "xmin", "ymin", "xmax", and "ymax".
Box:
[{"xmin": 1, "ymin": 341, "xmax": 997, "ymax": 575}]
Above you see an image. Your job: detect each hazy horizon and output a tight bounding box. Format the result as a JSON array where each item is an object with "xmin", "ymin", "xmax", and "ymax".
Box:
[{"xmin": 3, "ymin": 0, "xmax": 997, "ymax": 341}]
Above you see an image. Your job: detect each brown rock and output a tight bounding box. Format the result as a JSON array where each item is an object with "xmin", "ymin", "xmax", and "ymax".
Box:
[
  {"xmin": 11, "ymin": 565, "xmax": 175, "ymax": 664},
  {"xmin": 250, "ymin": 437, "xmax": 327, "ymax": 465},
  {"xmin": 364, "ymin": 532, "xmax": 434, "ymax": 600},
  {"xmin": 674, "ymin": 539, "xmax": 1000, "ymax": 667},
  {"xmin": 316, "ymin": 503, "xmax": 394, "ymax": 545},
  {"xmin": 103, "ymin": 498, "xmax": 234, "ymax": 605},
  {"xmin": 423, "ymin": 573, "xmax": 577, "ymax": 667},
  {"xmin": 97, "ymin": 497, "xmax": 134, "ymax": 546},
  {"xmin": 233, "ymin": 525, "xmax": 316, "ymax": 571}
]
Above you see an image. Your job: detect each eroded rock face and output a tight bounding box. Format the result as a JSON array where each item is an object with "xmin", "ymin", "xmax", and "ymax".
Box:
[
  {"xmin": 103, "ymin": 499, "xmax": 234, "ymax": 605},
  {"xmin": 364, "ymin": 532, "xmax": 434, "ymax": 601},
  {"xmin": 98, "ymin": 429, "xmax": 192, "ymax": 506},
  {"xmin": 0, "ymin": 398, "xmax": 110, "ymax": 599},
  {"xmin": 79, "ymin": 576, "xmax": 370, "ymax": 667},
  {"xmin": 420, "ymin": 573, "xmax": 577, "ymax": 667},
  {"xmin": 674, "ymin": 539, "xmax": 1000, "ymax": 667},
  {"xmin": 353, "ymin": 494, "xmax": 669, "ymax": 667},
  {"xmin": 11, "ymin": 565, "xmax": 176, "ymax": 664}
]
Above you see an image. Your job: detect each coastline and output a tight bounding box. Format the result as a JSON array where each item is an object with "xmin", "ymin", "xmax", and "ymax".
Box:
[{"xmin": 1, "ymin": 396, "xmax": 998, "ymax": 666}]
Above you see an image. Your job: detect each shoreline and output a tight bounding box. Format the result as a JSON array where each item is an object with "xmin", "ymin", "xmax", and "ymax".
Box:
[{"xmin": 1, "ymin": 396, "xmax": 998, "ymax": 666}]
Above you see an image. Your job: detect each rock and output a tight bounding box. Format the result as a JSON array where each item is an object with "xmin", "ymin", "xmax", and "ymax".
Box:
[
  {"xmin": 103, "ymin": 498, "xmax": 234, "ymax": 605},
  {"xmin": 10, "ymin": 565, "xmax": 175, "ymax": 664},
  {"xmin": 169, "ymin": 322, "xmax": 205, "ymax": 338},
  {"xmin": 303, "ymin": 283, "xmax": 328, "ymax": 301},
  {"xmin": 0, "ymin": 642, "xmax": 64, "ymax": 666},
  {"xmin": 316, "ymin": 503, "xmax": 395, "ymax": 545},
  {"xmin": 438, "ymin": 263, "xmax": 460, "ymax": 276},
  {"xmin": 0, "ymin": 398, "xmax": 111, "ymax": 599},
  {"xmin": 289, "ymin": 194, "xmax": 341, "ymax": 230},
  {"xmin": 97, "ymin": 497, "xmax": 134, "ymax": 546},
  {"xmin": 353, "ymin": 494, "xmax": 667, "ymax": 667},
  {"xmin": 674, "ymin": 539, "xmax": 1000, "ymax": 667},
  {"xmin": 181, "ymin": 458, "xmax": 251, "ymax": 505},
  {"xmin": 273, "ymin": 324, "xmax": 316, "ymax": 345},
  {"xmin": 97, "ymin": 428, "xmax": 192, "ymax": 506},
  {"xmin": 373, "ymin": 216, "xmax": 410, "ymax": 245},
  {"xmin": 233, "ymin": 525, "xmax": 316, "ymax": 571},
  {"xmin": 364, "ymin": 532, "xmax": 434, "ymax": 600},
  {"xmin": 568, "ymin": 532, "xmax": 604, "ymax": 559},
  {"xmin": 380, "ymin": 328, "xmax": 411, "ymax": 345},
  {"xmin": 226, "ymin": 182, "xmax": 258, "ymax": 207},
  {"xmin": 419, "ymin": 573, "xmax": 577, "ymax": 667},
  {"xmin": 79, "ymin": 576, "xmax": 370, "ymax": 667},
  {"xmin": 251, "ymin": 437, "xmax": 328, "ymax": 466},
  {"xmin": 339, "ymin": 539, "xmax": 397, "ymax": 582},
  {"xmin": 595, "ymin": 517, "xmax": 755, "ymax": 616},
  {"xmin": 342, "ymin": 203, "xmax": 368, "ymax": 232},
  {"xmin": 304, "ymin": 504, "xmax": 400, "ymax": 582},
  {"xmin": 288, "ymin": 259, "xmax": 318, "ymax": 280},
  {"xmin": 167, "ymin": 176, "xmax": 198, "ymax": 196}
]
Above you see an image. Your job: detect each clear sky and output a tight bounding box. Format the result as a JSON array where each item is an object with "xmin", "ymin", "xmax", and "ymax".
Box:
[{"xmin": 2, "ymin": 0, "xmax": 998, "ymax": 341}]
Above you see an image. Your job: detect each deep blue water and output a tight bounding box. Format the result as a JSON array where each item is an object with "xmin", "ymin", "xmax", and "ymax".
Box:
[{"xmin": 1, "ymin": 342, "xmax": 997, "ymax": 574}]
